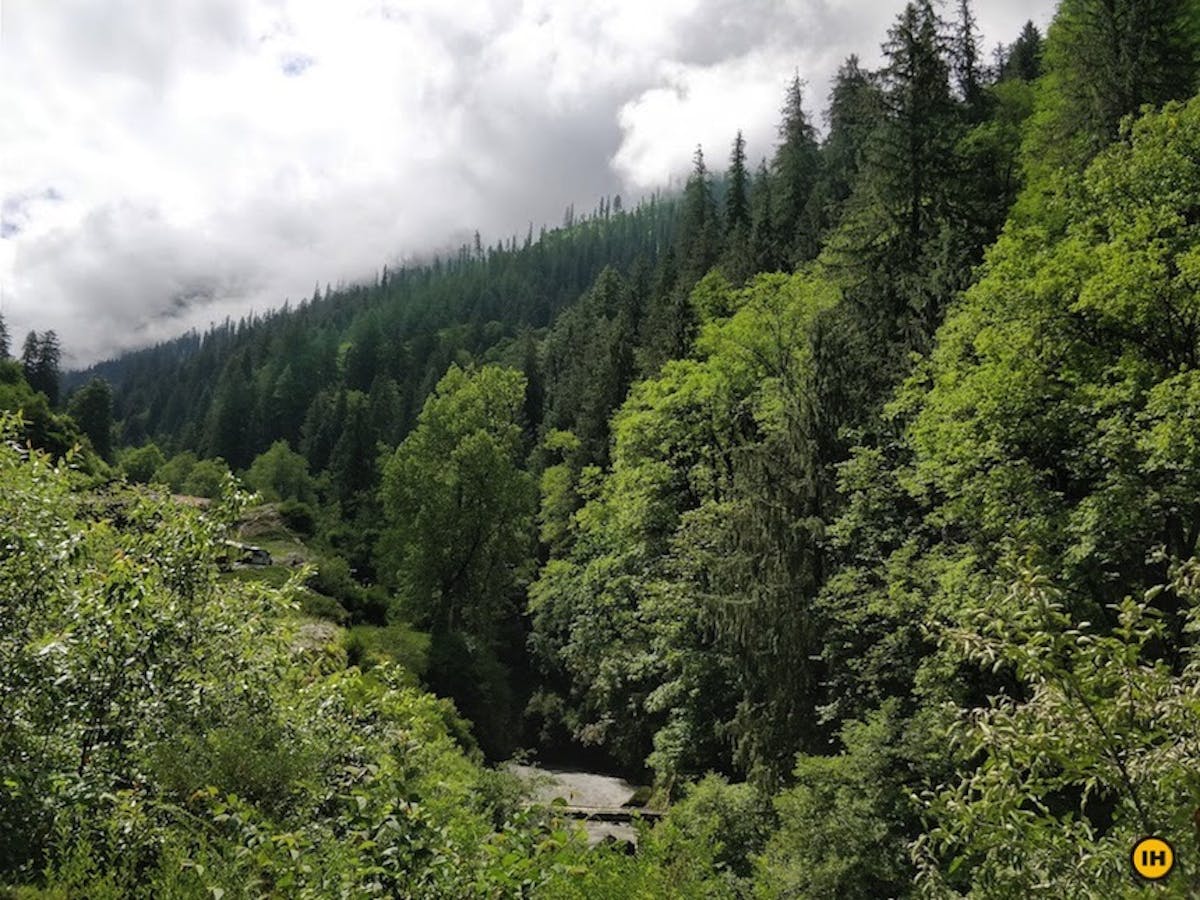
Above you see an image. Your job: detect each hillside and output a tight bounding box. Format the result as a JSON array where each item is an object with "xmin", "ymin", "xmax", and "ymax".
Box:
[{"xmin": 6, "ymin": 0, "xmax": 1200, "ymax": 896}]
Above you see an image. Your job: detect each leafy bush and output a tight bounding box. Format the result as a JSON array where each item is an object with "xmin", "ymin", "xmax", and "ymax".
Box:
[
  {"xmin": 117, "ymin": 442, "xmax": 165, "ymax": 483},
  {"xmin": 915, "ymin": 563, "xmax": 1200, "ymax": 897},
  {"xmin": 342, "ymin": 623, "xmax": 430, "ymax": 676},
  {"xmin": 277, "ymin": 497, "xmax": 316, "ymax": 534},
  {"xmin": 298, "ymin": 588, "xmax": 350, "ymax": 623},
  {"xmin": 152, "ymin": 451, "xmax": 196, "ymax": 493},
  {"xmin": 756, "ymin": 702, "xmax": 917, "ymax": 899},
  {"xmin": 181, "ymin": 457, "xmax": 231, "ymax": 499}
]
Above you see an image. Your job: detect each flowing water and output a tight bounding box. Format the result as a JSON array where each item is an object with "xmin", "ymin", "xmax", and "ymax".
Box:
[{"xmin": 510, "ymin": 764, "xmax": 644, "ymax": 846}]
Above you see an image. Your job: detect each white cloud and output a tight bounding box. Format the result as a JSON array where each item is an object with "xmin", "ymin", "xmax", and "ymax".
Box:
[{"xmin": 0, "ymin": 0, "xmax": 1056, "ymax": 366}]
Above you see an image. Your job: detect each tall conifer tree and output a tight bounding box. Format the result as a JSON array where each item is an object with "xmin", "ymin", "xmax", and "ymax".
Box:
[
  {"xmin": 21, "ymin": 330, "xmax": 61, "ymax": 407},
  {"xmin": 722, "ymin": 131, "xmax": 755, "ymax": 283},
  {"xmin": 771, "ymin": 75, "xmax": 822, "ymax": 266},
  {"xmin": 725, "ymin": 131, "xmax": 751, "ymax": 234},
  {"xmin": 1043, "ymin": 0, "xmax": 1200, "ymax": 159}
]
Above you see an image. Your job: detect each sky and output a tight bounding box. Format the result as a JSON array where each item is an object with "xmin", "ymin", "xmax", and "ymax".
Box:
[{"xmin": 1, "ymin": 0, "xmax": 1056, "ymax": 367}]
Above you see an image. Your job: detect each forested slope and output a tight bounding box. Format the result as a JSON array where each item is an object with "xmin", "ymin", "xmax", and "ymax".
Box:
[{"xmin": 7, "ymin": 0, "xmax": 1200, "ymax": 895}]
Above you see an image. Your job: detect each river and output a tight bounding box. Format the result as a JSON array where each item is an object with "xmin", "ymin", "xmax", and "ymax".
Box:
[{"xmin": 510, "ymin": 764, "xmax": 645, "ymax": 846}]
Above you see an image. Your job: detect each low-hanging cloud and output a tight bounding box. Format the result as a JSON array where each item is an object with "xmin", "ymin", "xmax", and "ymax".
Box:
[{"xmin": 0, "ymin": 0, "xmax": 1054, "ymax": 366}]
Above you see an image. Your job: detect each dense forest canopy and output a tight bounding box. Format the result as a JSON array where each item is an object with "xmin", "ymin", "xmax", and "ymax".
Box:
[{"xmin": 6, "ymin": 0, "xmax": 1200, "ymax": 895}]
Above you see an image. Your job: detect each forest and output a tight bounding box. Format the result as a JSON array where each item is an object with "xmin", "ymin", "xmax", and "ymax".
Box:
[{"xmin": 5, "ymin": 0, "xmax": 1200, "ymax": 895}]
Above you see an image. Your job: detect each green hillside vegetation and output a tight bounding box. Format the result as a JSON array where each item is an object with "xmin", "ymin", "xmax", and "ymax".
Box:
[{"xmin": 6, "ymin": 0, "xmax": 1200, "ymax": 895}]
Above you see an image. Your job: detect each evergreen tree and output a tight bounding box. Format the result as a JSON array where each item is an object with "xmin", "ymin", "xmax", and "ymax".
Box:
[
  {"xmin": 749, "ymin": 159, "xmax": 781, "ymax": 273},
  {"xmin": 329, "ymin": 391, "xmax": 376, "ymax": 511},
  {"xmin": 771, "ymin": 75, "xmax": 822, "ymax": 266},
  {"xmin": 205, "ymin": 350, "xmax": 257, "ymax": 470},
  {"xmin": 1001, "ymin": 20, "xmax": 1044, "ymax": 82},
  {"xmin": 721, "ymin": 131, "xmax": 755, "ymax": 284},
  {"xmin": 813, "ymin": 56, "xmax": 883, "ymax": 235},
  {"xmin": 677, "ymin": 145, "xmax": 721, "ymax": 288},
  {"xmin": 0, "ymin": 312, "xmax": 9, "ymax": 359},
  {"xmin": 68, "ymin": 378, "xmax": 114, "ymax": 462},
  {"xmin": 21, "ymin": 331, "xmax": 61, "ymax": 407},
  {"xmin": 952, "ymin": 0, "xmax": 985, "ymax": 117},
  {"xmin": 725, "ymin": 131, "xmax": 751, "ymax": 234},
  {"xmin": 367, "ymin": 375, "xmax": 405, "ymax": 447},
  {"xmin": 1043, "ymin": 0, "xmax": 1200, "ymax": 159},
  {"xmin": 876, "ymin": 1, "xmax": 957, "ymax": 252}
]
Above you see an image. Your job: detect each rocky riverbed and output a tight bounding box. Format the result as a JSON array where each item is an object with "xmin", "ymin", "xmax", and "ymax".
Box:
[{"xmin": 510, "ymin": 764, "xmax": 645, "ymax": 846}]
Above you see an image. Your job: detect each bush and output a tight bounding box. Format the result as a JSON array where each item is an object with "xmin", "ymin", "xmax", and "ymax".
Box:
[
  {"xmin": 152, "ymin": 451, "xmax": 196, "ymax": 493},
  {"xmin": 306, "ymin": 555, "xmax": 388, "ymax": 624},
  {"xmin": 342, "ymin": 624, "xmax": 430, "ymax": 676},
  {"xmin": 755, "ymin": 701, "xmax": 916, "ymax": 899},
  {"xmin": 277, "ymin": 498, "xmax": 316, "ymax": 535},
  {"xmin": 118, "ymin": 443, "xmax": 165, "ymax": 484},
  {"xmin": 181, "ymin": 458, "xmax": 231, "ymax": 499},
  {"xmin": 658, "ymin": 775, "xmax": 773, "ymax": 891},
  {"xmin": 298, "ymin": 589, "xmax": 349, "ymax": 623},
  {"xmin": 244, "ymin": 440, "xmax": 314, "ymax": 504},
  {"xmin": 149, "ymin": 710, "xmax": 317, "ymax": 816}
]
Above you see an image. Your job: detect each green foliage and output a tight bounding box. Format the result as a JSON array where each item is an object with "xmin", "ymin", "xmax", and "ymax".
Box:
[
  {"xmin": 909, "ymin": 97, "xmax": 1200, "ymax": 612},
  {"xmin": 277, "ymin": 497, "xmax": 316, "ymax": 534},
  {"xmin": 304, "ymin": 554, "xmax": 387, "ymax": 624},
  {"xmin": 118, "ymin": 442, "xmax": 165, "ymax": 483},
  {"xmin": 1041, "ymin": 0, "xmax": 1200, "ymax": 162},
  {"xmin": 67, "ymin": 378, "xmax": 114, "ymax": 462},
  {"xmin": 757, "ymin": 702, "xmax": 918, "ymax": 899},
  {"xmin": 342, "ymin": 623, "xmax": 430, "ymax": 676},
  {"xmin": 379, "ymin": 363, "xmax": 535, "ymax": 640},
  {"xmin": 244, "ymin": 438, "xmax": 314, "ymax": 503},
  {"xmin": 530, "ymin": 271, "xmax": 843, "ymax": 778},
  {"xmin": 0, "ymin": 412, "xmax": 659, "ymax": 897},
  {"xmin": 661, "ymin": 775, "xmax": 774, "ymax": 892},
  {"xmin": 152, "ymin": 450, "xmax": 197, "ymax": 493},
  {"xmin": 0, "ymin": 360, "xmax": 88, "ymax": 461},
  {"xmin": 181, "ymin": 457, "xmax": 232, "ymax": 499},
  {"xmin": 917, "ymin": 562, "xmax": 1200, "ymax": 897}
]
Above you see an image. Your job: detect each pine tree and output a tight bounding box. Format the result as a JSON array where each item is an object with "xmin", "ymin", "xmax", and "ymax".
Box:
[
  {"xmin": 829, "ymin": 1, "xmax": 963, "ymax": 358},
  {"xmin": 815, "ymin": 56, "xmax": 883, "ymax": 232},
  {"xmin": 747, "ymin": 159, "xmax": 779, "ymax": 273},
  {"xmin": 677, "ymin": 145, "xmax": 721, "ymax": 288},
  {"xmin": 1001, "ymin": 20, "xmax": 1044, "ymax": 82},
  {"xmin": 21, "ymin": 331, "xmax": 61, "ymax": 407},
  {"xmin": 721, "ymin": 131, "xmax": 755, "ymax": 283},
  {"xmin": 1045, "ymin": 0, "xmax": 1200, "ymax": 157},
  {"xmin": 875, "ymin": 1, "xmax": 958, "ymax": 251},
  {"xmin": 725, "ymin": 131, "xmax": 751, "ymax": 234},
  {"xmin": 329, "ymin": 391, "xmax": 375, "ymax": 512},
  {"xmin": 953, "ymin": 0, "xmax": 985, "ymax": 117},
  {"xmin": 771, "ymin": 75, "xmax": 822, "ymax": 266},
  {"xmin": 68, "ymin": 378, "xmax": 114, "ymax": 462},
  {"xmin": 0, "ymin": 312, "xmax": 9, "ymax": 359}
]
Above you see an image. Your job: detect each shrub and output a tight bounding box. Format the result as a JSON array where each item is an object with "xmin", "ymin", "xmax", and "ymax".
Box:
[{"xmin": 277, "ymin": 498, "xmax": 316, "ymax": 535}]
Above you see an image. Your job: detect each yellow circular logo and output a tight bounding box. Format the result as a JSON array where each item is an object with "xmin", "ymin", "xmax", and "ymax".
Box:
[{"xmin": 1131, "ymin": 837, "xmax": 1175, "ymax": 881}]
